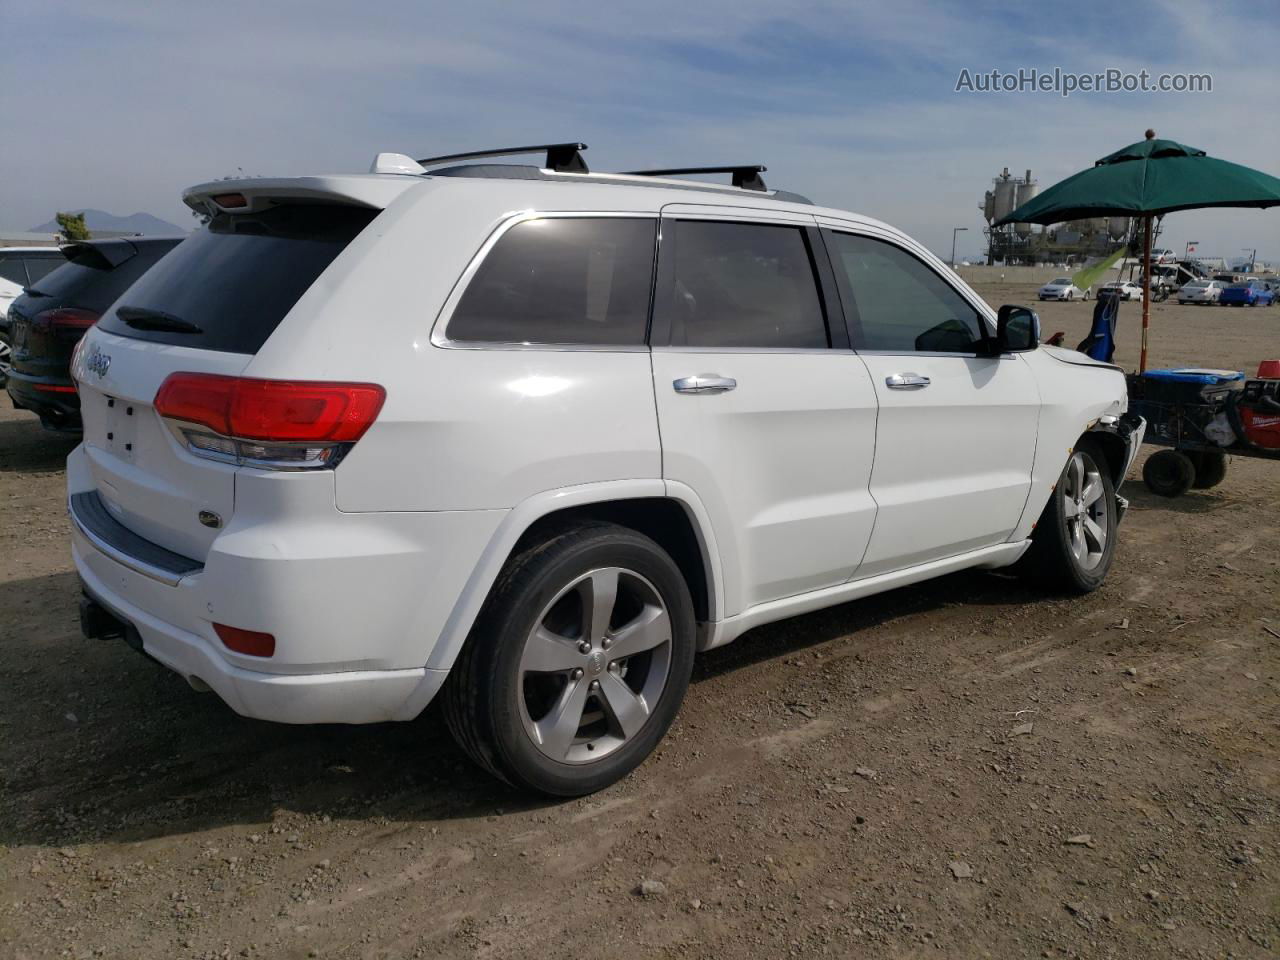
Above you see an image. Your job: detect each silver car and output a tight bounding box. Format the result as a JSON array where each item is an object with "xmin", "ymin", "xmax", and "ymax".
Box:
[
  {"xmin": 1038, "ymin": 277, "xmax": 1091, "ymax": 301},
  {"xmin": 1177, "ymin": 280, "xmax": 1223, "ymax": 305}
]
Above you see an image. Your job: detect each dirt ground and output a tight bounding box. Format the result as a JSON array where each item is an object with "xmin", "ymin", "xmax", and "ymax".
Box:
[{"xmin": 1, "ymin": 286, "xmax": 1277, "ymax": 960}]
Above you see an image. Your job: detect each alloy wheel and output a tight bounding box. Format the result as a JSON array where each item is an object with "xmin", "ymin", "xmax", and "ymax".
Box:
[
  {"xmin": 1062, "ymin": 451, "xmax": 1108, "ymax": 570},
  {"xmin": 518, "ymin": 567, "xmax": 672, "ymax": 764},
  {"xmin": 0, "ymin": 335, "xmax": 11, "ymax": 380}
]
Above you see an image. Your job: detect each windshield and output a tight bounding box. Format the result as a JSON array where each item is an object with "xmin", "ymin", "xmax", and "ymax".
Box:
[{"xmin": 1050, "ymin": 278, "xmax": 1070, "ymax": 285}]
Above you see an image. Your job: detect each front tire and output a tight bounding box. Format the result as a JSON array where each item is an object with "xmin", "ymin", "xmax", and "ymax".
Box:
[
  {"xmin": 442, "ymin": 522, "xmax": 696, "ymax": 796},
  {"xmin": 1019, "ymin": 440, "xmax": 1117, "ymax": 594}
]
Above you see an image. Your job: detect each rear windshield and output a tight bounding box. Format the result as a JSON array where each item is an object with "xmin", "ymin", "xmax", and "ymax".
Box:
[
  {"xmin": 26, "ymin": 242, "xmax": 179, "ymax": 313},
  {"xmin": 96, "ymin": 204, "xmax": 378, "ymax": 354}
]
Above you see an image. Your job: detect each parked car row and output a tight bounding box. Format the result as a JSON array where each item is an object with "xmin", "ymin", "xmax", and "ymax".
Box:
[
  {"xmin": 1176, "ymin": 278, "xmax": 1277, "ymax": 306},
  {"xmin": 62, "ymin": 145, "xmax": 1144, "ymax": 795}
]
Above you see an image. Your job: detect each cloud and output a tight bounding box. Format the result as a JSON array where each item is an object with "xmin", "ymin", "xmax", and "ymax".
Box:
[{"xmin": 1, "ymin": 0, "xmax": 1275, "ymax": 259}]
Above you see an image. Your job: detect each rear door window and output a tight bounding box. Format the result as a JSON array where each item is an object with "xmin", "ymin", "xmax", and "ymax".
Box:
[
  {"xmin": 655, "ymin": 220, "xmax": 829, "ymax": 349},
  {"xmin": 447, "ymin": 217, "xmax": 657, "ymax": 346},
  {"xmin": 96, "ymin": 205, "xmax": 378, "ymax": 354}
]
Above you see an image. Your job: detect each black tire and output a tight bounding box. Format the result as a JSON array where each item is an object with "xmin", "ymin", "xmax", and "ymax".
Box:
[
  {"xmin": 1189, "ymin": 450, "xmax": 1228, "ymax": 489},
  {"xmin": 442, "ymin": 522, "xmax": 696, "ymax": 796},
  {"xmin": 1019, "ymin": 439, "xmax": 1118, "ymax": 594},
  {"xmin": 1143, "ymin": 449, "xmax": 1196, "ymax": 497}
]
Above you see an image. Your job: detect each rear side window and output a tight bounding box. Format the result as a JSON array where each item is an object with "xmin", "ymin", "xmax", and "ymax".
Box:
[
  {"xmin": 27, "ymin": 243, "xmax": 180, "ymax": 313},
  {"xmin": 657, "ymin": 220, "xmax": 828, "ymax": 349},
  {"xmin": 825, "ymin": 232, "xmax": 986, "ymax": 353},
  {"xmin": 448, "ymin": 217, "xmax": 656, "ymax": 346},
  {"xmin": 97, "ymin": 205, "xmax": 377, "ymax": 354}
]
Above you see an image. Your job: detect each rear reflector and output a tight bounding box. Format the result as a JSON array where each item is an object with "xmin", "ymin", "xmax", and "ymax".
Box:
[
  {"xmin": 155, "ymin": 374, "xmax": 385, "ymax": 443},
  {"xmin": 213, "ymin": 623, "xmax": 276, "ymax": 657},
  {"xmin": 34, "ymin": 383, "xmax": 78, "ymax": 393}
]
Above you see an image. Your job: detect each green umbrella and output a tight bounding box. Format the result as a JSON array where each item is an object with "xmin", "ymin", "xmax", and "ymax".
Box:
[{"xmin": 995, "ymin": 131, "xmax": 1280, "ymax": 370}]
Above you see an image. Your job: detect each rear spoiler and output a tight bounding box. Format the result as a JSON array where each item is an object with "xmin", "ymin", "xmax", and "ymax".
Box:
[
  {"xmin": 60, "ymin": 239, "xmax": 140, "ymax": 269},
  {"xmin": 183, "ymin": 176, "xmax": 418, "ymax": 216}
]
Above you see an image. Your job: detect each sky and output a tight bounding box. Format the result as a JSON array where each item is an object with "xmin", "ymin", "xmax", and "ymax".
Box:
[{"xmin": 1, "ymin": 0, "xmax": 1277, "ymax": 262}]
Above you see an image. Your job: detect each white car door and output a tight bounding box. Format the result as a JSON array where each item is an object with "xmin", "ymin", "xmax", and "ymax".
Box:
[
  {"xmin": 649, "ymin": 207, "xmax": 879, "ymax": 617},
  {"xmin": 819, "ymin": 224, "xmax": 1040, "ymax": 578}
]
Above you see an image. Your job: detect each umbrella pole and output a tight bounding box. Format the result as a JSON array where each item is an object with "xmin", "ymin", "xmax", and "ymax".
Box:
[{"xmin": 1140, "ymin": 214, "xmax": 1152, "ymax": 372}]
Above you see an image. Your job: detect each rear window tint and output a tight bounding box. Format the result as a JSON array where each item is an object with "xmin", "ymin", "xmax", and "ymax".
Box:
[
  {"xmin": 96, "ymin": 205, "xmax": 377, "ymax": 354},
  {"xmin": 27, "ymin": 242, "xmax": 180, "ymax": 313},
  {"xmin": 448, "ymin": 217, "xmax": 657, "ymax": 346}
]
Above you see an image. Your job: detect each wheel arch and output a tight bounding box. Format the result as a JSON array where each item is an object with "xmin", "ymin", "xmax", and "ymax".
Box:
[
  {"xmin": 1080, "ymin": 426, "xmax": 1130, "ymax": 489},
  {"xmin": 423, "ymin": 480, "xmax": 723, "ymax": 673}
]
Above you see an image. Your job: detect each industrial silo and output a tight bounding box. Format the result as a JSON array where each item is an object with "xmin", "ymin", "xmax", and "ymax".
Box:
[
  {"xmin": 993, "ymin": 170, "xmax": 1017, "ymax": 223},
  {"xmin": 1013, "ymin": 170, "xmax": 1037, "ymax": 237},
  {"xmin": 983, "ymin": 191, "xmax": 995, "ymax": 223},
  {"xmin": 1108, "ymin": 217, "xmax": 1129, "ymax": 239}
]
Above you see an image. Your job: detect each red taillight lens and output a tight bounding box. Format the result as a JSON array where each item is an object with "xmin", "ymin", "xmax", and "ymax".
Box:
[
  {"xmin": 154, "ymin": 374, "xmax": 385, "ymax": 443},
  {"xmin": 213, "ymin": 623, "xmax": 276, "ymax": 657},
  {"xmin": 211, "ymin": 192, "xmax": 248, "ymax": 209},
  {"xmin": 33, "ymin": 308, "xmax": 100, "ymax": 334}
]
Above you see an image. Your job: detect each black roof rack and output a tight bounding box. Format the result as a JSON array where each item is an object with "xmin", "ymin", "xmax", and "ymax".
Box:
[
  {"xmin": 417, "ymin": 142, "xmax": 588, "ymax": 174},
  {"xmin": 621, "ymin": 165, "xmax": 768, "ymax": 192}
]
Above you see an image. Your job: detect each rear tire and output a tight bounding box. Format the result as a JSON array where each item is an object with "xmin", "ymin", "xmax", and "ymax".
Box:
[
  {"xmin": 1019, "ymin": 439, "xmax": 1117, "ymax": 594},
  {"xmin": 1143, "ymin": 449, "xmax": 1195, "ymax": 497},
  {"xmin": 1189, "ymin": 450, "xmax": 1228, "ymax": 489},
  {"xmin": 442, "ymin": 522, "xmax": 696, "ymax": 796}
]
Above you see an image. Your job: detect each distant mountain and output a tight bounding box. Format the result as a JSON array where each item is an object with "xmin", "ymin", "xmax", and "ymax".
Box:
[{"xmin": 29, "ymin": 209, "xmax": 186, "ymax": 236}]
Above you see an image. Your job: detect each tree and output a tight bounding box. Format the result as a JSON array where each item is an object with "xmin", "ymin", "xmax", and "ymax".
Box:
[{"xmin": 55, "ymin": 211, "xmax": 91, "ymax": 241}]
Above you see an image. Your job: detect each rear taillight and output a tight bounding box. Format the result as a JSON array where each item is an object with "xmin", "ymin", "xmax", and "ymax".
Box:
[
  {"xmin": 213, "ymin": 622, "xmax": 275, "ymax": 657},
  {"xmin": 154, "ymin": 373, "xmax": 385, "ymax": 470},
  {"xmin": 33, "ymin": 308, "xmax": 100, "ymax": 340}
]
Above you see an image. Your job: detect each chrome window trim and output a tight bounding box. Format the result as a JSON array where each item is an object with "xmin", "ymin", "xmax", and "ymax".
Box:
[
  {"xmin": 430, "ymin": 211, "xmax": 660, "ymax": 352},
  {"xmin": 650, "ymin": 346, "xmax": 856, "ymax": 356},
  {"xmin": 855, "ymin": 349, "xmax": 1019, "ymax": 360}
]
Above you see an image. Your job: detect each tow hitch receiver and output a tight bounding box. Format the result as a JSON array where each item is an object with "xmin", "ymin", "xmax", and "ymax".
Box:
[{"xmin": 79, "ymin": 592, "xmax": 145, "ymax": 654}]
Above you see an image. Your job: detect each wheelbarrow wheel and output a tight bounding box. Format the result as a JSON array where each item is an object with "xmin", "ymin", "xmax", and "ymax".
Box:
[
  {"xmin": 1143, "ymin": 449, "xmax": 1195, "ymax": 497},
  {"xmin": 1189, "ymin": 451, "xmax": 1227, "ymax": 489}
]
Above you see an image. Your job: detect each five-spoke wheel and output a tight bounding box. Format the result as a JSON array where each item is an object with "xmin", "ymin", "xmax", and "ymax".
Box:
[
  {"xmin": 1020, "ymin": 439, "xmax": 1118, "ymax": 593},
  {"xmin": 443, "ymin": 522, "xmax": 696, "ymax": 796},
  {"xmin": 518, "ymin": 567, "xmax": 672, "ymax": 764},
  {"xmin": 1061, "ymin": 450, "xmax": 1108, "ymax": 572}
]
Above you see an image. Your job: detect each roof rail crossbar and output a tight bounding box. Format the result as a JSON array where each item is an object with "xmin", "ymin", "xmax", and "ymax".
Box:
[
  {"xmin": 416, "ymin": 142, "xmax": 589, "ymax": 174},
  {"xmin": 622, "ymin": 165, "xmax": 768, "ymax": 192}
]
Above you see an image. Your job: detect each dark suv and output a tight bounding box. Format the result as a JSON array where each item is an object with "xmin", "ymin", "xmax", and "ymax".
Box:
[{"xmin": 6, "ymin": 237, "xmax": 182, "ymax": 431}]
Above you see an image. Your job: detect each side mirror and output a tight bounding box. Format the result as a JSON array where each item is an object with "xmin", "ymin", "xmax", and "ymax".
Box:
[{"xmin": 995, "ymin": 304, "xmax": 1040, "ymax": 353}]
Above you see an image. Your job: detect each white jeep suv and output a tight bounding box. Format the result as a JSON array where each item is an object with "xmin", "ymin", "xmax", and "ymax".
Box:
[{"xmin": 68, "ymin": 144, "xmax": 1144, "ymax": 796}]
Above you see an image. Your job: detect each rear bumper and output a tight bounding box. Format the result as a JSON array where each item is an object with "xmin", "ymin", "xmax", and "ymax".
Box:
[
  {"xmin": 76, "ymin": 577, "xmax": 447, "ymax": 724},
  {"xmin": 67, "ymin": 445, "xmax": 505, "ymax": 724},
  {"xmin": 5, "ymin": 371, "xmax": 81, "ymax": 431}
]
